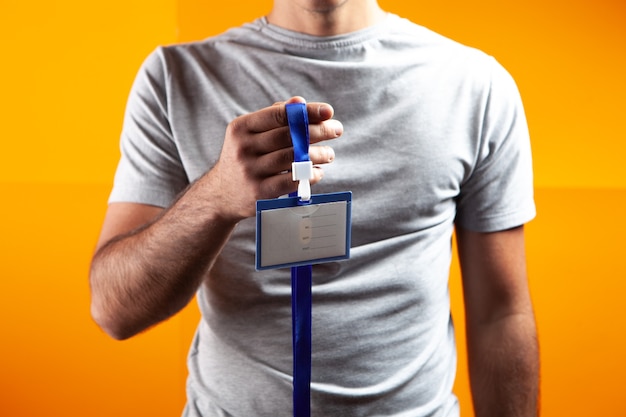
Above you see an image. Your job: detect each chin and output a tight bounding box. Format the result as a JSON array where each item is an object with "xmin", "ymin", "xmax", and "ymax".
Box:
[{"xmin": 304, "ymin": 0, "xmax": 351, "ymax": 13}]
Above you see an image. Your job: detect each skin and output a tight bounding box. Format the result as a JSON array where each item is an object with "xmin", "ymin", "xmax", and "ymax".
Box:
[
  {"xmin": 90, "ymin": 1, "xmax": 539, "ymax": 415},
  {"xmin": 267, "ymin": 0, "xmax": 387, "ymax": 36},
  {"xmin": 456, "ymin": 226, "xmax": 539, "ymax": 417}
]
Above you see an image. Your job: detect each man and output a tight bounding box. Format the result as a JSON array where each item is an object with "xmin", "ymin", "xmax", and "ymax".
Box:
[{"xmin": 90, "ymin": 0, "xmax": 539, "ymax": 416}]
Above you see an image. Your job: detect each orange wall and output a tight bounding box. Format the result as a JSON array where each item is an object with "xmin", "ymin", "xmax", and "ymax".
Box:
[{"xmin": 1, "ymin": 1, "xmax": 625, "ymax": 416}]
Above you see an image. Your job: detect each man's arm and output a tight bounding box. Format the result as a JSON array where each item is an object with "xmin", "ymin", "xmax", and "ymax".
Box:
[
  {"xmin": 89, "ymin": 98, "xmax": 341, "ymax": 340},
  {"xmin": 89, "ymin": 191, "xmax": 238, "ymax": 341},
  {"xmin": 456, "ymin": 225, "xmax": 539, "ymax": 417}
]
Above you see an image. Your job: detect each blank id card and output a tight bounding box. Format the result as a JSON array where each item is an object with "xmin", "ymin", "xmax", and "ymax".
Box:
[{"xmin": 255, "ymin": 192, "xmax": 352, "ymax": 270}]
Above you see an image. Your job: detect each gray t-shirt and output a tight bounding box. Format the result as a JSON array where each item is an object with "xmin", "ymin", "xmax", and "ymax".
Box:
[{"xmin": 111, "ymin": 14, "xmax": 535, "ymax": 417}]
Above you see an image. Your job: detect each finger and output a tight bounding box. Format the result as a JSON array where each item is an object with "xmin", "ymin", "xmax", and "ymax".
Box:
[
  {"xmin": 307, "ymin": 101, "xmax": 334, "ymax": 124},
  {"xmin": 309, "ymin": 145, "xmax": 336, "ymax": 165},
  {"xmin": 254, "ymin": 148, "xmax": 297, "ymax": 177},
  {"xmin": 259, "ymin": 167, "xmax": 325, "ymax": 199},
  {"xmin": 273, "ymin": 96, "xmax": 334, "ymax": 123},
  {"xmin": 249, "ymin": 125, "xmax": 292, "ymax": 155},
  {"xmin": 253, "ymin": 145, "xmax": 335, "ymax": 178},
  {"xmin": 251, "ymin": 116, "xmax": 342, "ymax": 155},
  {"xmin": 243, "ymin": 98, "xmax": 334, "ymax": 134},
  {"xmin": 308, "ymin": 119, "xmax": 343, "ymax": 144}
]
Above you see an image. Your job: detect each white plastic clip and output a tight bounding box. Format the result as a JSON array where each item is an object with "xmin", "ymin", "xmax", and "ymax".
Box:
[{"xmin": 292, "ymin": 161, "xmax": 314, "ymax": 202}]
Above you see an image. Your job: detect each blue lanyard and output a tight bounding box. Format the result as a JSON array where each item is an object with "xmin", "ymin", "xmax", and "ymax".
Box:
[
  {"xmin": 291, "ymin": 264, "xmax": 312, "ymax": 417},
  {"xmin": 286, "ymin": 103, "xmax": 313, "ymax": 417}
]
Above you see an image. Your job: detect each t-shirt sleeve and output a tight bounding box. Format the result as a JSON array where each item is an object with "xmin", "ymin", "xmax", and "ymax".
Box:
[
  {"xmin": 108, "ymin": 47, "xmax": 189, "ymax": 208},
  {"xmin": 455, "ymin": 58, "xmax": 536, "ymax": 232}
]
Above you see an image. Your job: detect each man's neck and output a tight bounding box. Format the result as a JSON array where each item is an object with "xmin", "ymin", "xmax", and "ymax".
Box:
[{"xmin": 266, "ymin": 0, "xmax": 386, "ymax": 37}]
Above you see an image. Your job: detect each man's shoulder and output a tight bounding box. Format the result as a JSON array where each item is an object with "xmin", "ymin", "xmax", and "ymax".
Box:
[{"xmin": 387, "ymin": 14, "xmax": 494, "ymax": 67}]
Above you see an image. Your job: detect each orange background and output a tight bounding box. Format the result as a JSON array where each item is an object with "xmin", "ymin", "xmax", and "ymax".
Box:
[{"xmin": 1, "ymin": 0, "xmax": 625, "ymax": 416}]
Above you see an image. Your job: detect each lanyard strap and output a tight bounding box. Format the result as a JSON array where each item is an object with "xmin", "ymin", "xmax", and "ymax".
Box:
[
  {"xmin": 291, "ymin": 264, "xmax": 312, "ymax": 417},
  {"xmin": 286, "ymin": 103, "xmax": 313, "ymax": 417}
]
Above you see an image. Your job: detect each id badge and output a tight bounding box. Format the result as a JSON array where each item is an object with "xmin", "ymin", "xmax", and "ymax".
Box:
[{"xmin": 255, "ymin": 192, "xmax": 352, "ymax": 270}]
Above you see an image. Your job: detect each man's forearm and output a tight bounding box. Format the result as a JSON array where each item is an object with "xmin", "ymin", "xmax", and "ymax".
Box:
[
  {"xmin": 89, "ymin": 177, "xmax": 237, "ymax": 340},
  {"xmin": 466, "ymin": 311, "xmax": 540, "ymax": 417}
]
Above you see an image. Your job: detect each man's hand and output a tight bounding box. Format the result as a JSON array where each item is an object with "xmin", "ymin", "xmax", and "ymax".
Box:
[
  {"xmin": 90, "ymin": 97, "xmax": 342, "ymax": 339},
  {"xmin": 205, "ymin": 97, "xmax": 342, "ymax": 222}
]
